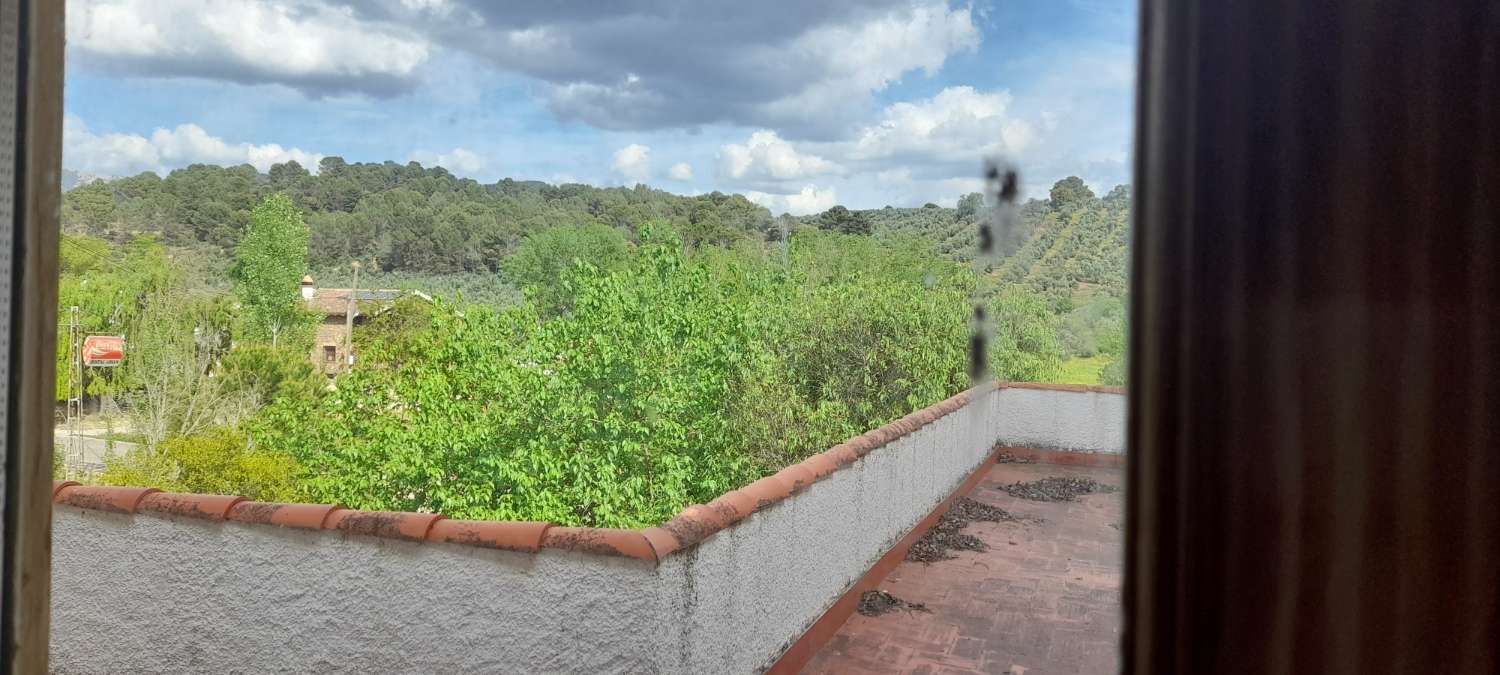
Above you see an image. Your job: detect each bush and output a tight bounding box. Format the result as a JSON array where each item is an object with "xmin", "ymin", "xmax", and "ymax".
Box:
[
  {"xmin": 502, "ymin": 223, "xmax": 628, "ymax": 316},
  {"xmin": 99, "ymin": 427, "xmax": 300, "ymax": 501},
  {"xmin": 252, "ymin": 229, "xmax": 1065, "ymax": 527},
  {"xmin": 1100, "ymin": 355, "xmax": 1127, "ymax": 387}
]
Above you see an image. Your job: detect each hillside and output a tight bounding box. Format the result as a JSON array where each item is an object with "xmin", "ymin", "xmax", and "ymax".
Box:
[
  {"xmin": 60, "ymin": 159, "xmax": 778, "ymax": 279},
  {"xmin": 787, "ymin": 177, "xmax": 1129, "ymax": 312},
  {"xmin": 62, "ymin": 161, "xmax": 1128, "ymax": 314}
]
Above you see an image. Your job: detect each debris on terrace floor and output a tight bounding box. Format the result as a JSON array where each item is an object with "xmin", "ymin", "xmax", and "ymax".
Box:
[
  {"xmin": 1001, "ymin": 476, "xmax": 1118, "ymax": 502},
  {"xmin": 995, "ymin": 451, "xmax": 1035, "ymax": 464},
  {"xmin": 906, "ymin": 497, "xmax": 1023, "ymax": 563},
  {"xmin": 856, "ymin": 590, "xmax": 930, "ymax": 617}
]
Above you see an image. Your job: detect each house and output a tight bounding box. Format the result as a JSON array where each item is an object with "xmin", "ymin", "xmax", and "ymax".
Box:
[{"xmin": 301, "ymin": 275, "xmax": 430, "ymax": 374}]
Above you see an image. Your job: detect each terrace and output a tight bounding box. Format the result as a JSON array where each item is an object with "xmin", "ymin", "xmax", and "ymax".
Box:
[{"xmin": 48, "ymin": 382, "xmax": 1125, "ymax": 674}]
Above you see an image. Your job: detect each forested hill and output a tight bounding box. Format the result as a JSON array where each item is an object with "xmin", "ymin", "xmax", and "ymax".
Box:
[
  {"xmin": 60, "ymin": 158, "xmax": 778, "ymax": 276},
  {"xmin": 61, "ymin": 159, "xmax": 1128, "ymax": 311}
]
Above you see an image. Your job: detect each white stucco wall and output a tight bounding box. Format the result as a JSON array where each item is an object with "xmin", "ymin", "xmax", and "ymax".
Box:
[
  {"xmin": 655, "ymin": 385, "xmax": 1003, "ymax": 673},
  {"xmin": 992, "ymin": 386, "xmax": 1126, "ymax": 453},
  {"xmin": 50, "ymin": 385, "xmax": 1122, "ymax": 674},
  {"xmin": 49, "ymin": 509, "xmax": 670, "ymax": 674}
]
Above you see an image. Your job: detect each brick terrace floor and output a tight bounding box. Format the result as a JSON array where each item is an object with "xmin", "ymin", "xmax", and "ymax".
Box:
[{"xmin": 801, "ymin": 461, "xmax": 1123, "ymax": 675}]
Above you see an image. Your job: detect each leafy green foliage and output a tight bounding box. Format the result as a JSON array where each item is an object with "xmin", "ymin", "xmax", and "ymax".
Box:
[
  {"xmin": 1059, "ymin": 296, "xmax": 1126, "ymax": 358},
  {"xmin": 62, "ymin": 162, "xmax": 774, "ymax": 276},
  {"xmin": 217, "ymin": 344, "xmax": 326, "ymax": 409},
  {"xmin": 815, "ymin": 205, "xmax": 873, "ymax": 235},
  {"xmin": 997, "ymin": 177, "xmax": 1130, "ymax": 310},
  {"xmin": 989, "ymin": 288, "xmax": 1066, "ymax": 383},
  {"xmin": 251, "ymin": 229, "xmax": 1062, "ymax": 527},
  {"xmin": 99, "ymin": 427, "xmax": 300, "ymax": 502},
  {"xmin": 503, "ymin": 223, "xmax": 628, "ymax": 316},
  {"xmin": 235, "ymin": 194, "xmax": 314, "ymax": 346},
  {"xmin": 60, "ymin": 165, "xmax": 1122, "ymax": 523}
]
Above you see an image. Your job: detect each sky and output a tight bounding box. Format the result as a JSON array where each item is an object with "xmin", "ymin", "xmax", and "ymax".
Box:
[{"xmin": 62, "ymin": 0, "xmax": 1136, "ymax": 214}]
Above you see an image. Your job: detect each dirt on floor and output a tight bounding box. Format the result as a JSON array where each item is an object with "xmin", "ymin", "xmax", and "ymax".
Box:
[
  {"xmin": 856, "ymin": 590, "xmax": 930, "ymax": 617},
  {"xmin": 906, "ymin": 497, "xmax": 1026, "ymax": 563},
  {"xmin": 995, "ymin": 451, "xmax": 1036, "ymax": 464},
  {"xmin": 1001, "ymin": 476, "xmax": 1118, "ymax": 502}
]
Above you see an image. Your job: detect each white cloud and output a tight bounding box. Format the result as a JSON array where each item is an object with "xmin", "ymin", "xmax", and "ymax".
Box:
[
  {"xmin": 408, "ymin": 147, "xmax": 485, "ymax": 174},
  {"xmin": 668, "ymin": 162, "xmax": 694, "ymax": 181},
  {"xmin": 845, "ymin": 86, "xmax": 1034, "ymax": 163},
  {"xmin": 720, "ymin": 131, "xmax": 840, "ymax": 184},
  {"xmin": 64, "ymin": 115, "xmax": 322, "ymax": 176},
  {"xmin": 611, "ymin": 143, "xmax": 651, "ymax": 183},
  {"xmin": 743, "ymin": 185, "xmax": 838, "ymax": 216},
  {"xmin": 67, "ymin": 0, "xmax": 430, "ymax": 96},
  {"xmin": 752, "ymin": 3, "xmax": 979, "ymax": 134},
  {"xmin": 464, "ymin": 1, "xmax": 980, "ymax": 136}
]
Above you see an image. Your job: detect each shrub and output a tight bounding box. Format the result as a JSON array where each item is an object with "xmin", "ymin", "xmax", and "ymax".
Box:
[{"xmin": 99, "ymin": 427, "xmax": 300, "ymax": 501}]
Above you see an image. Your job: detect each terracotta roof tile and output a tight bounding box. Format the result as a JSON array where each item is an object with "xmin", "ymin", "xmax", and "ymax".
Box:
[
  {"xmin": 326, "ymin": 510, "xmax": 444, "ymax": 542},
  {"xmin": 773, "ymin": 464, "xmax": 816, "ymax": 494},
  {"xmin": 824, "ymin": 443, "xmax": 860, "ymax": 469},
  {"xmin": 427, "ymin": 520, "xmax": 550, "ymax": 552},
  {"xmin": 848, "ymin": 431, "xmax": 886, "ymax": 457},
  {"xmin": 227, "ymin": 502, "xmax": 344, "ymax": 530},
  {"xmin": 541, "ymin": 527, "xmax": 657, "ymax": 561},
  {"xmin": 652, "ymin": 505, "xmax": 724, "ymax": 552},
  {"xmin": 55, "ymin": 485, "xmax": 160, "ymax": 514},
  {"xmin": 742, "ymin": 474, "xmax": 794, "ymax": 512},
  {"xmin": 139, "ymin": 493, "xmax": 245, "ymax": 521},
  {"xmin": 52, "ymin": 480, "xmax": 80, "ymax": 497},
  {"xmin": 640, "ymin": 526, "xmax": 683, "ymax": 559},
  {"xmin": 798, "ymin": 453, "xmax": 839, "ymax": 482},
  {"xmin": 708, "ymin": 490, "xmax": 756, "ymax": 525}
]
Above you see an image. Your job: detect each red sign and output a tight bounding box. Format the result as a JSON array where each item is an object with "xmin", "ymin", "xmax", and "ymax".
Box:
[{"xmin": 82, "ymin": 335, "xmax": 125, "ymax": 367}]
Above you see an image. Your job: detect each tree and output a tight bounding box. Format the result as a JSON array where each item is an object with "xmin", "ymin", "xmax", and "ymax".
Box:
[
  {"xmin": 989, "ymin": 287, "xmax": 1066, "ymax": 382},
  {"xmin": 815, "ymin": 205, "xmax": 872, "ymax": 236},
  {"xmin": 1048, "ymin": 176, "xmax": 1096, "ymax": 211},
  {"xmin": 235, "ymin": 194, "xmax": 312, "ymax": 347},
  {"xmin": 125, "ymin": 290, "xmax": 245, "ymax": 449},
  {"xmin": 503, "ymin": 223, "xmax": 628, "ymax": 316},
  {"xmin": 956, "ymin": 192, "xmax": 984, "ymax": 219}
]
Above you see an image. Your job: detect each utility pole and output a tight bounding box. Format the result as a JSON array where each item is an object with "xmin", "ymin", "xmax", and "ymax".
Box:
[
  {"xmin": 344, "ymin": 260, "xmax": 360, "ymax": 373},
  {"xmin": 65, "ymin": 306, "xmax": 82, "ymax": 477}
]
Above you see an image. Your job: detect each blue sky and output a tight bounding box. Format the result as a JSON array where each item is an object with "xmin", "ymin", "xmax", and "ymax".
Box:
[{"xmin": 63, "ymin": 0, "xmax": 1135, "ymax": 214}]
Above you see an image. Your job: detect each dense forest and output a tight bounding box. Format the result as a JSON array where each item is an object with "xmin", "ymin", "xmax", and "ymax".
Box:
[{"xmin": 57, "ymin": 159, "xmax": 1128, "ymax": 526}]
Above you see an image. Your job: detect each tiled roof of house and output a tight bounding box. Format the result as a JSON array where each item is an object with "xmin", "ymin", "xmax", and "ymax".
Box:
[
  {"xmin": 305, "ymin": 288, "xmax": 407, "ymax": 316},
  {"xmin": 50, "ymin": 382, "xmax": 1124, "ymax": 563}
]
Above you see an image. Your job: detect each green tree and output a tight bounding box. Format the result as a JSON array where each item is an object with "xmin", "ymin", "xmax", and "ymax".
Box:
[
  {"xmin": 1048, "ymin": 176, "xmax": 1096, "ymax": 211},
  {"xmin": 815, "ymin": 205, "xmax": 873, "ymax": 236},
  {"xmin": 235, "ymin": 194, "xmax": 313, "ymax": 347},
  {"xmin": 503, "ymin": 223, "xmax": 628, "ymax": 316},
  {"xmin": 989, "ymin": 287, "xmax": 1066, "ymax": 382}
]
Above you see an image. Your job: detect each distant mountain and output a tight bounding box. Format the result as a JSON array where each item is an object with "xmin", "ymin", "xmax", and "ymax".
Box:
[{"xmin": 62, "ymin": 169, "xmax": 112, "ymax": 192}]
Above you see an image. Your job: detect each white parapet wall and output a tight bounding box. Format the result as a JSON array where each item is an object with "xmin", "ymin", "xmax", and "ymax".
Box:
[
  {"xmin": 992, "ymin": 384, "xmax": 1127, "ymax": 453},
  {"xmin": 49, "ymin": 384, "xmax": 1122, "ymax": 674},
  {"xmin": 49, "ymin": 508, "xmax": 669, "ymax": 674}
]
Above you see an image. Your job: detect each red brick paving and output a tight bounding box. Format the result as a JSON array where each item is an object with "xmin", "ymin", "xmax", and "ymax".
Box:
[{"xmin": 801, "ymin": 461, "xmax": 1123, "ymax": 675}]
